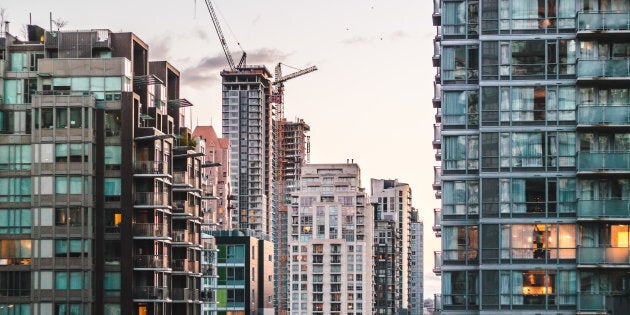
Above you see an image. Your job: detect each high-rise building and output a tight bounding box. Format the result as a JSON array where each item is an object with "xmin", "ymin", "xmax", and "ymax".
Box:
[
  {"xmin": 276, "ymin": 117, "xmax": 310, "ymax": 314},
  {"xmin": 288, "ymin": 163, "xmax": 373, "ymax": 314},
  {"xmin": 193, "ymin": 125, "xmax": 233, "ymax": 230},
  {"xmin": 370, "ymin": 179, "xmax": 413, "ymax": 314},
  {"xmin": 0, "ymin": 25, "xmax": 208, "ymax": 315},
  {"xmin": 221, "ymin": 67, "xmax": 274, "ymax": 238},
  {"xmin": 433, "ymin": 0, "xmax": 630, "ymax": 314},
  {"xmin": 409, "ymin": 209, "xmax": 424, "ymax": 315}
]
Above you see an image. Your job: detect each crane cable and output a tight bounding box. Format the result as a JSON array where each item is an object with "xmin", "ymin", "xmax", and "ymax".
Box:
[{"xmin": 213, "ymin": 1, "xmax": 245, "ymax": 53}]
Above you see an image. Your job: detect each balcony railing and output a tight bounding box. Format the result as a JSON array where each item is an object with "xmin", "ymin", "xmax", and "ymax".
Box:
[
  {"xmin": 134, "ymin": 255, "xmax": 169, "ymax": 269},
  {"xmin": 578, "ymin": 59, "xmax": 630, "ymax": 78},
  {"xmin": 133, "ymin": 223, "xmax": 169, "ymax": 238},
  {"xmin": 578, "ymin": 151, "xmax": 630, "ymax": 172},
  {"xmin": 578, "ymin": 292, "xmax": 606, "ymax": 312},
  {"xmin": 578, "ymin": 199, "xmax": 630, "ymax": 218},
  {"xmin": 172, "ymin": 230, "xmax": 190, "ymax": 243},
  {"xmin": 433, "ymin": 83, "xmax": 442, "ymax": 108},
  {"xmin": 134, "ymin": 192, "xmax": 169, "ymax": 207},
  {"xmin": 134, "ymin": 161, "xmax": 167, "ymax": 175},
  {"xmin": 432, "ymin": 0, "xmax": 441, "ymax": 26},
  {"xmin": 433, "ymin": 41, "xmax": 441, "ymax": 67},
  {"xmin": 173, "ymin": 259, "xmax": 198, "ymax": 273},
  {"xmin": 433, "ymin": 251, "xmax": 442, "ymax": 275},
  {"xmin": 133, "ymin": 286, "xmax": 169, "ymax": 301},
  {"xmin": 578, "ymin": 246, "xmax": 630, "ymax": 265},
  {"xmin": 172, "ymin": 288, "xmax": 199, "ymax": 301},
  {"xmin": 433, "ymin": 208, "xmax": 442, "ymax": 237},
  {"xmin": 434, "ymin": 294, "xmax": 442, "ymax": 311},
  {"xmin": 578, "ymin": 11, "xmax": 630, "ymax": 32},
  {"xmin": 578, "ymin": 105, "xmax": 630, "ymax": 125},
  {"xmin": 433, "ymin": 124, "xmax": 441, "ymax": 149},
  {"xmin": 433, "ymin": 166, "xmax": 441, "ymax": 190}
]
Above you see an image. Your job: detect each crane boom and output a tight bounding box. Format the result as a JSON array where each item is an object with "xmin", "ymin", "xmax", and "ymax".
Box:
[
  {"xmin": 204, "ymin": 0, "xmax": 236, "ymax": 71},
  {"xmin": 273, "ymin": 65, "xmax": 318, "ymax": 85}
]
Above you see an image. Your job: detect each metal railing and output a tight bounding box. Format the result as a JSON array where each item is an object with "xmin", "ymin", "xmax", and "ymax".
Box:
[
  {"xmin": 578, "ymin": 59, "xmax": 630, "ymax": 78},
  {"xmin": 133, "ymin": 286, "xmax": 169, "ymax": 300},
  {"xmin": 133, "ymin": 223, "xmax": 169, "ymax": 238},
  {"xmin": 134, "ymin": 255, "xmax": 169, "ymax": 269},
  {"xmin": 578, "ymin": 199, "xmax": 630, "ymax": 218},
  {"xmin": 134, "ymin": 161, "xmax": 166, "ymax": 174},
  {"xmin": 578, "ymin": 11, "xmax": 630, "ymax": 32},
  {"xmin": 134, "ymin": 192, "xmax": 169, "ymax": 206}
]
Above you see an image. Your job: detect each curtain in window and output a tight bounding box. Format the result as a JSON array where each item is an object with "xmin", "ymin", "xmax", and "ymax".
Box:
[
  {"xmin": 444, "ymin": 227, "xmax": 458, "ymax": 260},
  {"xmin": 443, "ymin": 48, "xmax": 456, "ymax": 80},
  {"xmin": 512, "ymin": 133, "xmax": 543, "ymax": 166},
  {"xmin": 500, "ymin": 271, "xmax": 511, "ymax": 305},
  {"xmin": 512, "ymin": 180, "xmax": 527, "ymax": 213},
  {"xmin": 558, "ymin": 87, "xmax": 576, "ymax": 120},
  {"xmin": 56, "ymin": 177, "xmax": 68, "ymax": 194},
  {"xmin": 443, "ymin": 272, "xmax": 452, "ymax": 305},
  {"xmin": 557, "ymin": 271, "xmax": 577, "ymax": 304},
  {"xmin": 512, "ymin": 271, "xmax": 524, "ymax": 304},
  {"xmin": 104, "ymin": 178, "xmax": 121, "ymax": 196},
  {"xmin": 104, "ymin": 272, "xmax": 121, "ymax": 292},
  {"xmin": 500, "ymin": 88, "xmax": 510, "ymax": 122},
  {"xmin": 500, "ymin": 133, "xmax": 511, "ymax": 167},
  {"xmin": 443, "ymin": 1, "xmax": 465, "ymax": 35},
  {"xmin": 467, "ymin": 181, "xmax": 479, "ymax": 214},
  {"xmin": 104, "ymin": 146, "xmax": 122, "ymax": 165},
  {"xmin": 69, "ymin": 272, "xmax": 82, "ymax": 289},
  {"xmin": 559, "ymin": 225, "xmax": 577, "ymax": 259},
  {"xmin": 500, "ymin": 179, "xmax": 511, "ymax": 213},
  {"xmin": 444, "ymin": 136, "xmax": 466, "ymax": 170},
  {"xmin": 444, "ymin": 92, "xmax": 466, "ymax": 125},
  {"xmin": 56, "ymin": 272, "xmax": 67, "ymax": 289},
  {"xmin": 512, "ymin": 87, "xmax": 535, "ymax": 121},
  {"xmin": 69, "ymin": 177, "xmax": 83, "ymax": 194},
  {"xmin": 558, "ymin": 178, "xmax": 576, "ymax": 213},
  {"xmin": 500, "ymin": 225, "xmax": 511, "ymax": 259},
  {"xmin": 581, "ymin": 224, "xmax": 597, "ymax": 247},
  {"xmin": 558, "ymin": 132, "xmax": 576, "ymax": 166},
  {"xmin": 512, "ymin": 0, "xmax": 538, "ymax": 29}
]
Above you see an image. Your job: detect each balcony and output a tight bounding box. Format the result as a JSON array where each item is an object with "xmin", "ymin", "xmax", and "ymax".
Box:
[
  {"xmin": 578, "ymin": 105, "xmax": 630, "ymax": 127},
  {"xmin": 134, "ymin": 161, "xmax": 169, "ymax": 177},
  {"xmin": 173, "ymin": 171, "xmax": 200, "ymax": 191},
  {"xmin": 432, "ymin": 124, "xmax": 441, "ymax": 149},
  {"xmin": 172, "ymin": 230, "xmax": 191, "ymax": 244},
  {"xmin": 433, "ymin": 166, "xmax": 441, "ymax": 190},
  {"xmin": 433, "ymin": 40, "xmax": 441, "ymax": 67},
  {"xmin": 134, "ymin": 192, "xmax": 170, "ymax": 208},
  {"xmin": 172, "ymin": 288, "xmax": 199, "ymax": 302},
  {"xmin": 433, "ymin": 83, "xmax": 442, "ymax": 108},
  {"xmin": 578, "ymin": 293, "xmax": 606, "ymax": 313},
  {"xmin": 577, "ymin": 151, "xmax": 630, "ymax": 173},
  {"xmin": 133, "ymin": 223, "xmax": 170, "ymax": 239},
  {"xmin": 435, "ymin": 107, "xmax": 442, "ymax": 123},
  {"xmin": 577, "ymin": 11, "xmax": 630, "ymax": 35},
  {"xmin": 435, "ymin": 148, "xmax": 442, "ymax": 162},
  {"xmin": 134, "ymin": 255, "xmax": 169, "ymax": 270},
  {"xmin": 433, "ymin": 208, "xmax": 442, "ymax": 237},
  {"xmin": 172, "ymin": 201, "xmax": 199, "ymax": 218},
  {"xmin": 173, "ymin": 259, "xmax": 198, "ymax": 273},
  {"xmin": 200, "ymin": 289, "xmax": 216, "ymax": 303},
  {"xmin": 433, "ymin": 251, "xmax": 442, "ymax": 276},
  {"xmin": 578, "ymin": 246, "xmax": 630, "ymax": 265},
  {"xmin": 133, "ymin": 286, "xmax": 169, "ymax": 301},
  {"xmin": 434, "ymin": 294, "xmax": 443, "ymax": 312},
  {"xmin": 432, "ymin": 0, "xmax": 441, "ymax": 26},
  {"xmin": 577, "ymin": 199, "xmax": 630, "ymax": 219},
  {"xmin": 577, "ymin": 59, "xmax": 630, "ymax": 81}
]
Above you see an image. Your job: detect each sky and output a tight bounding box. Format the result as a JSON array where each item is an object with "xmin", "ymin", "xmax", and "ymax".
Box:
[{"xmin": 3, "ymin": 0, "xmax": 440, "ymax": 297}]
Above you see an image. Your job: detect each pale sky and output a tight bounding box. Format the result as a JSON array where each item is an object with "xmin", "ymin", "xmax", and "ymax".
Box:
[{"xmin": 3, "ymin": 0, "xmax": 440, "ymax": 297}]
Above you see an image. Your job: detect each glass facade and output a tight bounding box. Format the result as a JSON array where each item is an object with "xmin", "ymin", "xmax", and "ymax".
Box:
[{"xmin": 434, "ymin": 0, "xmax": 630, "ymax": 313}]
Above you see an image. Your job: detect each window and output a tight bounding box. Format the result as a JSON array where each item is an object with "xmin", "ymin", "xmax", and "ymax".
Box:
[
  {"xmin": 443, "ymin": 135, "xmax": 479, "ymax": 172},
  {"xmin": 443, "ymin": 0, "xmax": 479, "ymax": 38},
  {"xmin": 0, "ymin": 209, "xmax": 31, "ymax": 234},
  {"xmin": 104, "ymin": 272, "xmax": 120, "ymax": 296},
  {"xmin": 482, "ymin": 0, "xmax": 575, "ymax": 33},
  {"xmin": 55, "ymin": 272, "xmax": 87, "ymax": 290},
  {"xmin": 0, "ymin": 240, "xmax": 31, "ymax": 265},
  {"xmin": 443, "ymin": 226, "xmax": 479, "ymax": 262},
  {"xmin": 0, "ymin": 304, "xmax": 29, "ymax": 315},
  {"xmin": 55, "ymin": 207, "xmax": 87, "ymax": 227},
  {"xmin": 55, "ymin": 240, "xmax": 89, "ymax": 258},
  {"xmin": 0, "ymin": 177, "xmax": 31, "ymax": 202},
  {"xmin": 443, "ymin": 90, "xmax": 479, "ymax": 128},
  {"xmin": 500, "ymin": 224, "xmax": 575, "ymax": 260},
  {"xmin": 443, "ymin": 45, "xmax": 479, "ymax": 84},
  {"xmin": 0, "ymin": 271, "xmax": 30, "ymax": 296},
  {"xmin": 442, "ymin": 271, "xmax": 478, "ymax": 307},
  {"xmin": 443, "ymin": 180, "xmax": 479, "ymax": 216},
  {"xmin": 0, "ymin": 145, "xmax": 30, "ymax": 171},
  {"xmin": 104, "ymin": 146, "xmax": 121, "ymax": 170},
  {"xmin": 104, "ymin": 178, "xmax": 121, "ymax": 201}
]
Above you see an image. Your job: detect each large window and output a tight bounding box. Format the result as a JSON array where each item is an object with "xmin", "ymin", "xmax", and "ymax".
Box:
[
  {"xmin": 499, "ymin": 270, "xmax": 576, "ymax": 307},
  {"xmin": 443, "ymin": 226, "xmax": 478, "ymax": 262},
  {"xmin": 0, "ymin": 240, "xmax": 31, "ymax": 265},
  {"xmin": 0, "ymin": 145, "xmax": 30, "ymax": 171},
  {"xmin": 481, "ymin": 40, "xmax": 576, "ymax": 80},
  {"xmin": 443, "ymin": 180, "xmax": 479, "ymax": 216},
  {"xmin": 55, "ymin": 272, "xmax": 88, "ymax": 290},
  {"xmin": 54, "ymin": 240, "xmax": 90, "ymax": 258},
  {"xmin": 442, "ymin": 45, "xmax": 479, "ymax": 84},
  {"xmin": 0, "ymin": 178, "xmax": 31, "ymax": 202},
  {"xmin": 104, "ymin": 272, "xmax": 120, "ymax": 296},
  {"xmin": 442, "ymin": 271, "xmax": 478, "ymax": 308},
  {"xmin": 500, "ymin": 224, "xmax": 576, "ymax": 260},
  {"xmin": 0, "ymin": 271, "xmax": 30, "ymax": 296},
  {"xmin": 443, "ymin": 0, "xmax": 479, "ymax": 38},
  {"xmin": 482, "ymin": 0, "xmax": 575, "ymax": 33},
  {"xmin": 482, "ymin": 131, "xmax": 575, "ymax": 171},
  {"xmin": 443, "ymin": 135, "xmax": 479, "ymax": 172},
  {"xmin": 55, "ymin": 176, "xmax": 88, "ymax": 194},
  {"xmin": 443, "ymin": 90, "xmax": 479, "ymax": 128},
  {"xmin": 0, "ymin": 209, "xmax": 31, "ymax": 234}
]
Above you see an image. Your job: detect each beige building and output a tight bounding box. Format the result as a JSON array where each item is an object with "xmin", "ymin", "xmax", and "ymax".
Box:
[{"xmin": 288, "ymin": 163, "xmax": 373, "ymax": 315}]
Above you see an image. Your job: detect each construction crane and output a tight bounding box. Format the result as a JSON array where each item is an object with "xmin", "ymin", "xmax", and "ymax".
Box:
[
  {"xmin": 272, "ymin": 63, "xmax": 318, "ymax": 110},
  {"xmin": 203, "ymin": 0, "xmax": 246, "ymax": 71}
]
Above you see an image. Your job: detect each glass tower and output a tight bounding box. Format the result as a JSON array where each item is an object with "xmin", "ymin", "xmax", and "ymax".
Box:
[{"xmin": 433, "ymin": 0, "xmax": 630, "ymax": 314}]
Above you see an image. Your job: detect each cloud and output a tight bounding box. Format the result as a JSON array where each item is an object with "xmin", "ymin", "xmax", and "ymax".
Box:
[
  {"xmin": 194, "ymin": 27, "xmax": 209, "ymax": 41},
  {"xmin": 388, "ymin": 30, "xmax": 408, "ymax": 40},
  {"xmin": 341, "ymin": 36, "xmax": 373, "ymax": 45},
  {"xmin": 181, "ymin": 48, "xmax": 291, "ymax": 88},
  {"xmin": 149, "ymin": 34, "xmax": 173, "ymax": 60}
]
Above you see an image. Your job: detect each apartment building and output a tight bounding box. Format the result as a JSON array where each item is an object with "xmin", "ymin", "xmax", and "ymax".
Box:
[
  {"xmin": 288, "ymin": 163, "xmax": 373, "ymax": 315},
  {"xmin": 0, "ymin": 25, "xmax": 207, "ymax": 315},
  {"xmin": 409, "ymin": 209, "xmax": 424, "ymax": 315},
  {"xmin": 433, "ymin": 0, "xmax": 630, "ymax": 314},
  {"xmin": 370, "ymin": 179, "xmax": 413, "ymax": 314}
]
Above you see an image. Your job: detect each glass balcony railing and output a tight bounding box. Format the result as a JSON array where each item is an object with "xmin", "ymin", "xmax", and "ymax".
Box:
[
  {"xmin": 578, "ymin": 105, "xmax": 630, "ymax": 125},
  {"xmin": 433, "ymin": 208, "xmax": 442, "ymax": 237},
  {"xmin": 433, "ymin": 166, "xmax": 441, "ymax": 190},
  {"xmin": 578, "ymin": 293, "xmax": 606, "ymax": 313},
  {"xmin": 578, "ymin": 151, "xmax": 630, "ymax": 171},
  {"xmin": 433, "ymin": 124, "xmax": 441, "ymax": 149},
  {"xmin": 578, "ymin": 59, "xmax": 630, "ymax": 78},
  {"xmin": 433, "ymin": 83, "xmax": 442, "ymax": 107},
  {"xmin": 433, "ymin": 251, "xmax": 442, "ymax": 275},
  {"xmin": 133, "ymin": 223, "xmax": 170, "ymax": 238},
  {"xmin": 134, "ymin": 161, "xmax": 167, "ymax": 175},
  {"xmin": 134, "ymin": 192, "xmax": 169, "ymax": 207},
  {"xmin": 577, "ymin": 199, "xmax": 630, "ymax": 218},
  {"xmin": 133, "ymin": 286, "xmax": 169, "ymax": 301},
  {"xmin": 578, "ymin": 246, "xmax": 630, "ymax": 265},
  {"xmin": 134, "ymin": 255, "xmax": 169, "ymax": 269},
  {"xmin": 578, "ymin": 11, "xmax": 630, "ymax": 32}
]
